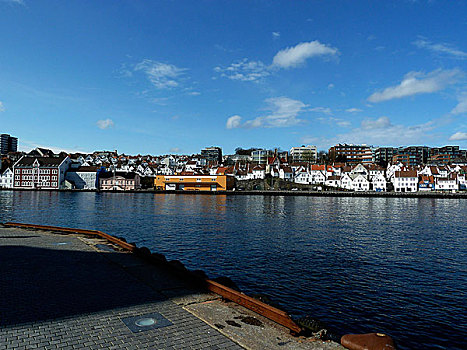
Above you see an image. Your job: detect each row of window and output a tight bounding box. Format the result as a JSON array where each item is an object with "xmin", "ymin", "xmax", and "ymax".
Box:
[
  {"xmin": 15, "ymin": 169, "xmax": 58, "ymax": 174},
  {"xmin": 14, "ymin": 182, "xmax": 58, "ymax": 187}
]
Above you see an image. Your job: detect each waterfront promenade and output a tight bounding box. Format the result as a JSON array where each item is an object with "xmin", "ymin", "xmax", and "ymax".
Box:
[{"xmin": 0, "ymin": 225, "xmax": 343, "ymax": 350}]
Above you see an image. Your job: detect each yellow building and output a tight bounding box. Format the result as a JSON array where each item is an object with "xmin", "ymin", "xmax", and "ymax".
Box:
[{"xmin": 154, "ymin": 174, "xmax": 234, "ymax": 191}]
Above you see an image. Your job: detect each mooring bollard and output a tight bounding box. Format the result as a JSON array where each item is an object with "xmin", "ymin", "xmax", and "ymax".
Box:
[{"xmin": 341, "ymin": 332, "xmax": 396, "ymax": 350}]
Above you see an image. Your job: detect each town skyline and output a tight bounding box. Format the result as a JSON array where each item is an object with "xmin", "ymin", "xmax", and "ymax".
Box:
[{"xmin": 1, "ymin": 1, "xmax": 466, "ymax": 155}]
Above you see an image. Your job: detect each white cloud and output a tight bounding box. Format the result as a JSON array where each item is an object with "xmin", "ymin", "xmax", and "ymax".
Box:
[
  {"xmin": 169, "ymin": 147, "xmax": 181, "ymax": 153},
  {"xmin": 272, "ymin": 40, "xmax": 339, "ymax": 69},
  {"xmin": 345, "ymin": 108, "xmax": 362, "ymax": 113},
  {"xmin": 451, "ymin": 93, "xmax": 467, "ymax": 115},
  {"xmin": 449, "ymin": 132, "xmax": 467, "ymax": 141},
  {"xmin": 134, "ymin": 59, "xmax": 187, "ymax": 89},
  {"xmin": 2, "ymin": 0, "xmax": 25, "ymax": 5},
  {"xmin": 272, "ymin": 32, "xmax": 280, "ymax": 39},
  {"xmin": 310, "ymin": 107, "xmax": 332, "ymax": 115},
  {"xmin": 327, "ymin": 83, "xmax": 335, "ymax": 89},
  {"xmin": 368, "ymin": 68, "xmax": 463, "ymax": 103},
  {"xmin": 226, "ymin": 97, "xmax": 308, "ymax": 129},
  {"xmin": 97, "ymin": 119, "xmax": 114, "ymax": 129},
  {"xmin": 317, "ymin": 116, "xmax": 351, "ymax": 128},
  {"xmin": 214, "ymin": 59, "xmax": 270, "ymax": 82},
  {"xmin": 0, "ymin": 101, "xmax": 4, "ymax": 112},
  {"xmin": 302, "ymin": 117, "xmax": 435, "ymax": 148},
  {"xmin": 226, "ymin": 115, "xmax": 242, "ymax": 129},
  {"xmin": 361, "ymin": 116, "xmax": 392, "ymax": 129},
  {"xmin": 414, "ymin": 39, "xmax": 467, "ymax": 59},
  {"xmin": 188, "ymin": 91, "xmax": 201, "ymax": 96}
]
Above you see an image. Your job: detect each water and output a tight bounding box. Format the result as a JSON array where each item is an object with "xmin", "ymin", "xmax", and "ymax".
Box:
[{"xmin": 1, "ymin": 191, "xmax": 466, "ymax": 349}]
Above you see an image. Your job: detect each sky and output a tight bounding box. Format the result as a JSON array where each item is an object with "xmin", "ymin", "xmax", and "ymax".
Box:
[{"xmin": 0, "ymin": 0, "xmax": 466, "ymax": 155}]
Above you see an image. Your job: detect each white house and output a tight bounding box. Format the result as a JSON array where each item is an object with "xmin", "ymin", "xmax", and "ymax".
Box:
[
  {"xmin": 0, "ymin": 168, "xmax": 14, "ymax": 188},
  {"xmin": 351, "ymin": 174, "xmax": 370, "ymax": 192},
  {"xmin": 340, "ymin": 173, "xmax": 353, "ymax": 190},
  {"xmin": 371, "ymin": 173, "xmax": 387, "ymax": 192},
  {"xmin": 435, "ymin": 174, "xmax": 458, "ymax": 191},
  {"xmin": 251, "ymin": 165, "xmax": 266, "ymax": 179},
  {"xmin": 279, "ymin": 166, "xmax": 294, "ymax": 181},
  {"xmin": 325, "ymin": 175, "xmax": 341, "ymax": 188},
  {"xmin": 393, "ymin": 170, "xmax": 418, "ymax": 192}
]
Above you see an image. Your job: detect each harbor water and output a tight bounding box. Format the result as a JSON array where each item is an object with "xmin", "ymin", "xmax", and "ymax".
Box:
[{"xmin": 1, "ymin": 191, "xmax": 465, "ymax": 349}]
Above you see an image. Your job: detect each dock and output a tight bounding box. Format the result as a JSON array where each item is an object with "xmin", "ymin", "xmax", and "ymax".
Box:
[{"xmin": 0, "ymin": 224, "xmax": 343, "ymax": 350}]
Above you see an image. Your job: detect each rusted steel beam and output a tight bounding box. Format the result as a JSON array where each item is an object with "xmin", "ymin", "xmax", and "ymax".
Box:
[
  {"xmin": 4, "ymin": 222, "xmax": 137, "ymax": 252},
  {"xmin": 3, "ymin": 221, "xmax": 302, "ymax": 334},
  {"xmin": 205, "ymin": 279, "xmax": 302, "ymax": 333}
]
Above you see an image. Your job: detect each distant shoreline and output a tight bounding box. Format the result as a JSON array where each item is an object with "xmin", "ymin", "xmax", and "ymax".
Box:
[{"xmin": 1, "ymin": 188, "xmax": 466, "ymax": 198}]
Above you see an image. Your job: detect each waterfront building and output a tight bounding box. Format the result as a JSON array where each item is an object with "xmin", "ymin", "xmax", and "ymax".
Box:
[
  {"xmin": 393, "ymin": 170, "xmax": 418, "ymax": 192},
  {"xmin": 0, "ymin": 134, "xmax": 18, "ymax": 155},
  {"xmin": 0, "ymin": 167, "xmax": 13, "ymax": 188},
  {"xmin": 290, "ymin": 145, "xmax": 317, "ymax": 163},
  {"xmin": 434, "ymin": 174, "xmax": 458, "ymax": 191},
  {"xmin": 201, "ymin": 146, "xmax": 222, "ymax": 164},
  {"xmin": 99, "ymin": 171, "xmax": 140, "ymax": 191},
  {"xmin": 13, "ymin": 156, "xmax": 71, "ymax": 189},
  {"xmin": 65, "ymin": 166, "xmax": 103, "ymax": 190},
  {"xmin": 419, "ymin": 175, "xmax": 435, "ymax": 191},
  {"xmin": 154, "ymin": 174, "xmax": 234, "ymax": 191},
  {"xmin": 328, "ymin": 144, "xmax": 373, "ymax": 165}
]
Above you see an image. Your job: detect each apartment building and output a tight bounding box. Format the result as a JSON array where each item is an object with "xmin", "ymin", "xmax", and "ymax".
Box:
[{"xmin": 290, "ymin": 145, "xmax": 317, "ymax": 162}]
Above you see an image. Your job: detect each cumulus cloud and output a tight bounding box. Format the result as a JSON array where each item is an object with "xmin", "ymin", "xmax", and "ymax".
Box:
[
  {"xmin": 169, "ymin": 147, "xmax": 181, "ymax": 153},
  {"xmin": 361, "ymin": 116, "xmax": 392, "ymax": 129},
  {"xmin": 414, "ymin": 39, "xmax": 467, "ymax": 59},
  {"xmin": 134, "ymin": 59, "xmax": 187, "ymax": 89},
  {"xmin": 214, "ymin": 59, "xmax": 270, "ymax": 82},
  {"xmin": 449, "ymin": 132, "xmax": 467, "ymax": 141},
  {"xmin": 368, "ymin": 68, "xmax": 463, "ymax": 103},
  {"xmin": 272, "ymin": 41, "xmax": 339, "ymax": 69},
  {"xmin": 226, "ymin": 97, "xmax": 308, "ymax": 129},
  {"xmin": 272, "ymin": 32, "xmax": 280, "ymax": 39},
  {"xmin": 451, "ymin": 93, "xmax": 467, "ymax": 115},
  {"xmin": 215, "ymin": 40, "xmax": 339, "ymax": 82},
  {"xmin": 0, "ymin": 101, "xmax": 5, "ymax": 112},
  {"xmin": 226, "ymin": 115, "xmax": 242, "ymax": 129},
  {"xmin": 97, "ymin": 119, "xmax": 114, "ymax": 129}
]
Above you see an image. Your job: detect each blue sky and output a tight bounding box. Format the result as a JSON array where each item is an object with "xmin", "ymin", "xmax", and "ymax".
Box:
[{"xmin": 1, "ymin": 0, "xmax": 466, "ymax": 155}]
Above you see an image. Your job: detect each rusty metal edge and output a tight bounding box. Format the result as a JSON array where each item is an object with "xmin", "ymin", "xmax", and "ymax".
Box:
[{"xmin": 3, "ymin": 221, "xmax": 302, "ymax": 334}]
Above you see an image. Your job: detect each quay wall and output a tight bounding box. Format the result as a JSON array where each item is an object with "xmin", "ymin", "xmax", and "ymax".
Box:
[{"xmin": 1, "ymin": 187, "xmax": 467, "ymax": 198}]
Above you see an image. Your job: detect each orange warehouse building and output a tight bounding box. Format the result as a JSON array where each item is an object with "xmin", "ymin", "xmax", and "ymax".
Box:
[{"xmin": 154, "ymin": 175, "xmax": 234, "ymax": 191}]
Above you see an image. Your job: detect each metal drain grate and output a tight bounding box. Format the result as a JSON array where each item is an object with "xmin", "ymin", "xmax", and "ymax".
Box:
[{"xmin": 121, "ymin": 312, "xmax": 173, "ymax": 333}]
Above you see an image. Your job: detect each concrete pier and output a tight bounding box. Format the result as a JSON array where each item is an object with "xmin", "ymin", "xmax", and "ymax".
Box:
[{"xmin": 0, "ymin": 225, "xmax": 343, "ymax": 350}]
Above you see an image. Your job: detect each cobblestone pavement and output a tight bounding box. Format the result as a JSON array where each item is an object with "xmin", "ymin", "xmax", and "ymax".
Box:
[{"xmin": 0, "ymin": 226, "xmax": 243, "ymax": 350}]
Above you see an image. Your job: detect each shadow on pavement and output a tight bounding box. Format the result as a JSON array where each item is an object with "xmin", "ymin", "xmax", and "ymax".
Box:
[{"xmin": 0, "ymin": 245, "xmax": 192, "ymax": 327}]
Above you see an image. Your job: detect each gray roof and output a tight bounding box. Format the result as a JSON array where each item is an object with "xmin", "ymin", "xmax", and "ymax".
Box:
[{"xmin": 15, "ymin": 156, "xmax": 67, "ymax": 168}]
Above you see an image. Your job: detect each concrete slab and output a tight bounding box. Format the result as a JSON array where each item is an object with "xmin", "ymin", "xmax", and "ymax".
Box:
[{"xmin": 185, "ymin": 299, "xmax": 345, "ymax": 350}]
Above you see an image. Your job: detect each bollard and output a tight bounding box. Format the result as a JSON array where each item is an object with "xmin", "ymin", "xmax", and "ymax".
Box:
[{"xmin": 341, "ymin": 333, "xmax": 396, "ymax": 350}]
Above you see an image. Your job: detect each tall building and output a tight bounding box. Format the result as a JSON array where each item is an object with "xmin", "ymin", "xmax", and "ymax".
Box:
[
  {"xmin": 201, "ymin": 146, "xmax": 222, "ymax": 163},
  {"xmin": 429, "ymin": 146, "xmax": 467, "ymax": 163},
  {"xmin": 0, "ymin": 134, "xmax": 18, "ymax": 154},
  {"xmin": 373, "ymin": 147, "xmax": 397, "ymax": 165},
  {"xmin": 392, "ymin": 146, "xmax": 430, "ymax": 166},
  {"xmin": 290, "ymin": 145, "xmax": 317, "ymax": 162},
  {"xmin": 251, "ymin": 149, "xmax": 274, "ymax": 164},
  {"xmin": 328, "ymin": 144, "xmax": 372, "ymax": 165}
]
